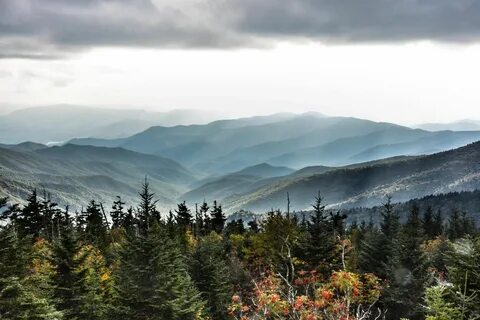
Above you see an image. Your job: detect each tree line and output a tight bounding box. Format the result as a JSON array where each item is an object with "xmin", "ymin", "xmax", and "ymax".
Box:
[{"xmin": 0, "ymin": 183, "xmax": 479, "ymax": 320}]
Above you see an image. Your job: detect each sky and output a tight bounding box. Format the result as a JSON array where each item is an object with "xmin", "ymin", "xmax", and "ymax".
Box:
[{"xmin": 1, "ymin": 0, "xmax": 480, "ymax": 125}]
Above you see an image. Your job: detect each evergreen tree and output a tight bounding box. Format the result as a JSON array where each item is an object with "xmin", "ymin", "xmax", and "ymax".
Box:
[
  {"xmin": 385, "ymin": 204, "xmax": 429, "ymax": 320},
  {"xmin": 110, "ymin": 196, "xmax": 126, "ymax": 229},
  {"xmin": 83, "ymin": 200, "xmax": 108, "ymax": 248},
  {"xmin": 136, "ymin": 178, "xmax": 160, "ymax": 235},
  {"xmin": 224, "ymin": 219, "xmax": 245, "ymax": 236},
  {"xmin": 199, "ymin": 201, "xmax": 210, "ymax": 235},
  {"xmin": 247, "ymin": 218, "xmax": 259, "ymax": 233},
  {"xmin": 114, "ymin": 223, "xmax": 205, "ymax": 319},
  {"xmin": 190, "ymin": 233, "xmax": 233, "ymax": 319},
  {"xmin": 210, "ymin": 201, "xmax": 226, "ymax": 234},
  {"xmin": 53, "ymin": 222, "xmax": 79, "ymax": 317},
  {"xmin": 303, "ymin": 192, "xmax": 339, "ymax": 273},
  {"xmin": 175, "ymin": 201, "xmax": 193, "ymax": 230},
  {"xmin": 0, "ymin": 230, "xmax": 62, "ymax": 319},
  {"xmin": 73, "ymin": 244, "xmax": 114, "ymax": 320},
  {"xmin": 447, "ymin": 210, "xmax": 475, "ymax": 240},
  {"xmin": 18, "ymin": 189, "xmax": 44, "ymax": 238}
]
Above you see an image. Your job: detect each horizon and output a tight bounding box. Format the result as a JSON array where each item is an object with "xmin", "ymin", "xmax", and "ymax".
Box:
[
  {"xmin": 2, "ymin": 1, "xmax": 480, "ymax": 126},
  {"xmin": 1, "ymin": 103, "xmax": 480, "ymax": 127}
]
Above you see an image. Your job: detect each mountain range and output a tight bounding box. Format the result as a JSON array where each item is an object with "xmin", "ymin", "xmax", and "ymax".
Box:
[
  {"xmin": 1, "ymin": 107, "xmax": 480, "ymax": 215},
  {"xmin": 0, "ymin": 144, "xmax": 196, "ymax": 209},
  {"xmin": 70, "ymin": 112, "xmax": 480, "ymax": 174}
]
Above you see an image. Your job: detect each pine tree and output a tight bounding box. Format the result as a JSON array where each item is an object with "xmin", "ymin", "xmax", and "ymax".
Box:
[
  {"xmin": 73, "ymin": 244, "xmax": 113, "ymax": 320},
  {"xmin": 303, "ymin": 192, "xmax": 339, "ymax": 273},
  {"xmin": 83, "ymin": 200, "xmax": 108, "ymax": 248},
  {"xmin": 385, "ymin": 204, "xmax": 429, "ymax": 320},
  {"xmin": 53, "ymin": 222, "xmax": 79, "ymax": 317},
  {"xmin": 0, "ymin": 229, "xmax": 62, "ymax": 319},
  {"xmin": 18, "ymin": 189, "xmax": 44, "ymax": 238},
  {"xmin": 199, "ymin": 201, "xmax": 210, "ymax": 235},
  {"xmin": 110, "ymin": 196, "xmax": 126, "ymax": 229},
  {"xmin": 190, "ymin": 233, "xmax": 233, "ymax": 319},
  {"xmin": 224, "ymin": 219, "xmax": 245, "ymax": 236},
  {"xmin": 113, "ymin": 223, "xmax": 205, "ymax": 319},
  {"xmin": 210, "ymin": 201, "xmax": 226, "ymax": 234},
  {"xmin": 175, "ymin": 201, "xmax": 193, "ymax": 230},
  {"xmin": 136, "ymin": 178, "xmax": 160, "ymax": 235}
]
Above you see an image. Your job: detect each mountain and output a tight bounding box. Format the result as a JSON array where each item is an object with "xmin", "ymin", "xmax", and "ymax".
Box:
[
  {"xmin": 0, "ymin": 141, "xmax": 47, "ymax": 152},
  {"xmin": 234, "ymin": 163, "xmax": 294, "ymax": 178},
  {"xmin": 0, "ymin": 144, "xmax": 197, "ymax": 210},
  {"xmin": 181, "ymin": 163, "xmax": 293, "ymax": 204},
  {"xmin": 221, "ymin": 141, "xmax": 480, "ymax": 213},
  {"xmin": 0, "ymin": 105, "xmax": 226, "ymax": 144},
  {"xmin": 71, "ymin": 113, "xmax": 480, "ymax": 175},
  {"xmin": 415, "ymin": 120, "xmax": 480, "ymax": 132}
]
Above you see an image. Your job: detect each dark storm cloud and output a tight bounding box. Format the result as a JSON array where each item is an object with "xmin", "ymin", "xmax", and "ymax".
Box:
[{"xmin": 1, "ymin": 0, "xmax": 480, "ymax": 59}]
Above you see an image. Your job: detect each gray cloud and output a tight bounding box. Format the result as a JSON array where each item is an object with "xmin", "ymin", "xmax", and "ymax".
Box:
[{"xmin": 1, "ymin": 0, "xmax": 480, "ymax": 59}]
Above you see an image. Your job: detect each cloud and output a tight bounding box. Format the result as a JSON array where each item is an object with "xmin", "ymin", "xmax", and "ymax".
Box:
[{"xmin": 1, "ymin": 0, "xmax": 480, "ymax": 59}]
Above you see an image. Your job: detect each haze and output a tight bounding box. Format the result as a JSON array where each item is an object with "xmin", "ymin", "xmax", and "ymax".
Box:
[{"xmin": 2, "ymin": 0, "xmax": 480, "ymax": 125}]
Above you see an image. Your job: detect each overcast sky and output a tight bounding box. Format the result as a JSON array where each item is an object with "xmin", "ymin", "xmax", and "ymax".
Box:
[{"xmin": 1, "ymin": 0, "xmax": 480, "ymax": 124}]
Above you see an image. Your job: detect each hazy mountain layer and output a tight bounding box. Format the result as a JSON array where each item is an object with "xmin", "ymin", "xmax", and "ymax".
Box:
[
  {"xmin": 416, "ymin": 120, "xmax": 480, "ymax": 132},
  {"xmin": 71, "ymin": 113, "xmax": 480, "ymax": 174},
  {"xmin": 221, "ymin": 141, "xmax": 480, "ymax": 213},
  {"xmin": 0, "ymin": 144, "xmax": 197, "ymax": 210},
  {"xmin": 181, "ymin": 163, "xmax": 293, "ymax": 204},
  {"xmin": 0, "ymin": 105, "xmax": 227, "ymax": 144}
]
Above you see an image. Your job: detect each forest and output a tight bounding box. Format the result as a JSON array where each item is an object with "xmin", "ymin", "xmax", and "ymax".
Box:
[{"xmin": 0, "ymin": 181, "xmax": 479, "ymax": 320}]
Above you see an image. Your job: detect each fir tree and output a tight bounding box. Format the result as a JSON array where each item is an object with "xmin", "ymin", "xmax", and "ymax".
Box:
[
  {"xmin": 73, "ymin": 244, "xmax": 113, "ymax": 320},
  {"xmin": 190, "ymin": 233, "xmax": 233, "ymax": 319},
  {"xmin": 385, "ymin": 204, "xmax": 429, "ymax": 320},
  {"xmin": 210, "ymin": 201, "xmax": 226, "ymax": 234},
  {"xmin": 110, "ymin": 196, "xmax": 126, "ymax": 229},
  {"xmin": 303, "ymin": 192, "xmax": 339, "ymax": 273},
  {"xmin": 136, "ymin": 178, "xmax": 160, "ymax": 235},
  {"xmin": 114, "ymin": 223, "xmax": 205, "ymax": 319},
  {"xmin": 53, "ymin": 222, "xmax": 79, "ymax": 317},
  {"xmin": 175, "ymin": 201, "xmax": 193, "ymax": 230},
  {"xmin": 18, "ymin": 189, "xmax": 44, "ymax": 238},
  {"xmin": 83, "ymin": 200, "xmax": 108, "ymax": 248}
]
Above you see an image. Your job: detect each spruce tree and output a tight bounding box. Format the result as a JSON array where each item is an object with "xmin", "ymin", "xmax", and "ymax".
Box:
[
  {"xmin": 73, "ymin": 244, "xmax": 113, "ymax": 320},
  {"xmin": 210, "ymin": 201, "xmax": 226, "ymax": 234},
  {"xmin": 303, "ymin": 192, "xmax": 339, "ymax": 273},
  {"xmin": 53, "ymin": 222, "xmax": 79, "ymax": 317},
  {"xmin": 18, "ymin": 189, "xmax": 44, "ymax": 238},
  {"xmin": 83, "ymin": 200, "xmax": 108, "ymax": 248},
  {"xmin": 175, "ymin": 201, "xmax": 193, "ymax": 230},
  {"xmin": 199, "ymin": 201, "xmax": 210, "ymax": 235},
  {"xmin": 190, "ymin": 233, "xmax": 233, "ymax": 319},
  {"xmin": 110, "ymin": 196, "xmax": 126, "ymax": 229},
  {"xmin": 385, "ymin": 204, "xmax": 428, "ymax": 320},
  {"xmin": 136, "ymin": 178, "xmax": 160, "ymax": 235},
  {"xmin": 114, "ymin": 223, "xmax": 205, "ymax": 319}
]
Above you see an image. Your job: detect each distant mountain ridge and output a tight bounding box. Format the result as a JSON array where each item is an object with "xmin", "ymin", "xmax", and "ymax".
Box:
[
  {"xmin": 221, "ymin": 141, "xmax": 480, "ymax": 213},
  {"xmin": 70, "ymin": 113, "xmax": 480, "ymax": 174},
  {"xmin": 0, "ymin": 144, "xmax": 197, "ymax": 210},
  {"xmin": 415, "ymin": 120, "xmax": 480, "ymax": 132},
  {"xmin": 0, "ymin": 105, "xmax": 228, "ymax": 144}
]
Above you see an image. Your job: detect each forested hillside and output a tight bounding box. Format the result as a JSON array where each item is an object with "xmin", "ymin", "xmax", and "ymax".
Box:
[
  {"xmin": 223, "ymin": 141, "xmax": 480, "ymax": 213},
  {"xmin": 0, "ymin": 144, "xmax": 196, "ymax": 208},
  {"xmin": 1, "ymin": 184, "xmax": 479, "ymax": 320}
]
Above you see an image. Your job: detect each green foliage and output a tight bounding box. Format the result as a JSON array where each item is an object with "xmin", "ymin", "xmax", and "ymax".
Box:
[
  {"xmin": 73, "ymin": 244, "xmax": 114, "ymax": 320},
  {"xmin": 424, "ymin": 284, "xmax": 462, "ymax": 320},
  {"xmin": 1, "ymin": 183, "xmax": 480, "ymax": 320},
  {"xmin": 190, "ymin": 233, "xmax": 233, "ymax": 319}
]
